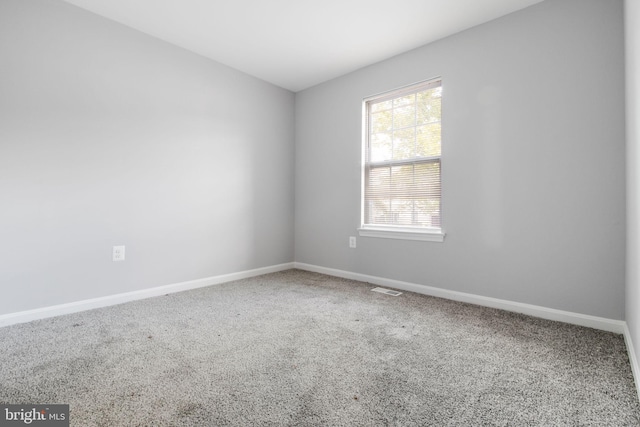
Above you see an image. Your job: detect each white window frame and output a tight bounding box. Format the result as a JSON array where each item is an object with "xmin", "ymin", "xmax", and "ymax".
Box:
[{"xmin": 359, "ymin": 78, "xmax": 445, "ymax": 243}]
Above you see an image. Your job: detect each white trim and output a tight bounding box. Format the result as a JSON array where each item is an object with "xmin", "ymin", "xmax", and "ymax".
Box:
[
  {"xmin": 1, "ymin": 260, "xmax": 629, "ymax": 339},
  {"xmin": 623, "ymin": 323, "xmax": 640, "ymax": 399},
  {"xmin": 363, "ymin": 76, "xmax": 443, "ymax": 106},
  {"xmin": 294, "ymin": 262, "xmax": 625, "ymax": 334},
  {"xmin": 0, "ymin": 262, "xmax": 294, "ymax": 328},
  {"xmin": 362, "ymin": 78, "xmax": 444, "ymax": 235},
  {"xmin": 358, "ymin": 227, "xmax": 445, "ymax": 242}
]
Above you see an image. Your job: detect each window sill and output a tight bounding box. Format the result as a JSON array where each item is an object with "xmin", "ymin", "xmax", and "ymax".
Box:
[{"xmin": 358, "ymin": 226, "xmax": 446, "ymax": 242}]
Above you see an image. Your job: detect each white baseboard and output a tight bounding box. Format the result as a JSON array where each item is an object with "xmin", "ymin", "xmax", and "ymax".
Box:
[
  {"xmin": 0, "ymin": 259, "xmax": 628, "ymax": 338},
  {"xmin": 623, "ymin": 324, "xmax": 640, "ymax": 400},
  {"xmin": 294, "ymin": 262, "xmax": 626, "ymax": 334},
  {"xmin": 2, "ymin": 260, "xmax": 637, "ymax": 398},
  {"xmin": 0, "ymin": 262, "xmax": 295, "ymax": 328}
]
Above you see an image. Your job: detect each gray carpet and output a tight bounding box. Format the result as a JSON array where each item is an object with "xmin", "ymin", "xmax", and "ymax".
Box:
[{"xmin": 1, "ymin": 269, "xmax": 639, "ymax": 426}]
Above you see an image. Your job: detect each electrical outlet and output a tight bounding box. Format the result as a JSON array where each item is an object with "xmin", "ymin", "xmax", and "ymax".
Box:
[
  {"xmin": 113, "ymin": 245, "xmax": 125, "ymax": 262},
  {"xmin": 349, "ymin": 236, "xmax": 356, "ymax": 248}
]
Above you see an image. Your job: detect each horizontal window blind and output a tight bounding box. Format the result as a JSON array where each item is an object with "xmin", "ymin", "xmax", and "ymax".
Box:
[{"xmin": 363, "ymin": 79, "xmax": 442, "ymax": 229}]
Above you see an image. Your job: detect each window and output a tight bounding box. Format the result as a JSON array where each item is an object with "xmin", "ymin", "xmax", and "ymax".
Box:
[{"xmin": 360, "ymin": 78, "xmax": 444, "ymax": 242}]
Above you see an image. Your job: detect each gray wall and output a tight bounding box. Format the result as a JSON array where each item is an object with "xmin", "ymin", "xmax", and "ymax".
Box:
[
  {"xmin": 0, "ymin": 0, "xmax": 295, "ymax": 315},
  {"xmin": 626, "ymin": 0, "xmax": 640, "ymax": 366},
  {"xmin": 0, "ymin": 0, "xmax": 628, "ymax": 324},
  {"xmin": 295, "ymin": 0, "xmax": 626, "ymax": 319}
]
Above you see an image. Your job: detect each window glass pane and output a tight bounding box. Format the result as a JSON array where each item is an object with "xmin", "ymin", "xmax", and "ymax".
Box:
[
  {"xmin": 365, "ymin": 161, "xmax": 440, "ymax": 228},
  {"xmin": 393, "ymin": 104, "xmax": 415, "ymax": 129},
  {"xmin": 370, "ymin": 110, "xmax": 393, "ymax": 133},
  {"xmin": 393, "ymin": 94, "xmax": 415, "ymax": 107},
  {"xmin": 391, "ymin": 199, "xmax": 413, "ymax": 225},
  {"xmin": 414, "ymin": 199, "xmax": 441, "ymax": 227},
  {"xmin": 370, "ymin": 200, "xmax": 393, "ymax": 224},
  {"xmin": 366, "ymin": 167, "xmax": 391, "ymax": 224},
  {"xmin": 393, "ymin": 128, "xmax": 416, "ymax": 160},
  {"xmin": 371, "ymin": 99, "xmax": 392, "ymax": 113},
  {"xmin": 416, "ymin": 123, "xmax": 441, "ymax": 157},
  {"xmin": 371, "ymin": 110, "xmax": 392, "ymax": 133},
  {"xmin": 416, "ymin": 92, "xmax": 441, "ymax": 124},
  {"xmin": 414, "ymin": 162, "xmax": 441, "ymax": 199},
  {"xmin": 370, "ymin": 132, "xmax": 392, "ymax": 162},
  {"xmin": 390, "ymin": 165, "xmax": 413, "ymax": 198},
  {"xmin": 367, "ymin": 167, "xmax": 390, "ymax": 198}
]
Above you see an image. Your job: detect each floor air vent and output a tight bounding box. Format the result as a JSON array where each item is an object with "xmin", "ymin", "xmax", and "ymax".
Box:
[{"xmin": 371, "ymin": 287, "xmax": 402, "ymax": 297}]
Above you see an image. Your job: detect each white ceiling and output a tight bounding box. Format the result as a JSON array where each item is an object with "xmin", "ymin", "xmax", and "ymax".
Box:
[{"xmin": 61, "ymin": 0, "xmax": 544, "ymax": 92}]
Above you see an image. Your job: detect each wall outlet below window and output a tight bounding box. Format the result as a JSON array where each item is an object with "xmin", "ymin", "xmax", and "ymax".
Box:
[{"xmin": 349, "ymin": 236, "xmax": 357, "ymax": 248}]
